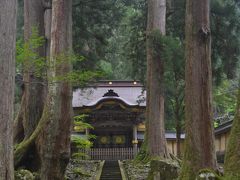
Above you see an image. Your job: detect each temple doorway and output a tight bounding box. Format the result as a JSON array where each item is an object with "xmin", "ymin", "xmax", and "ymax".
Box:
[{"xmin": 92, "ymin": 127, "xmax": 133, "ymax": 148}]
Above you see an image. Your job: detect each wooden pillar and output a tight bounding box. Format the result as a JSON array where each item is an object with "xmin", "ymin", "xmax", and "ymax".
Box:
[{"xmin": 132, "ymin": 125, "xmax": 138, "ymax": 156}]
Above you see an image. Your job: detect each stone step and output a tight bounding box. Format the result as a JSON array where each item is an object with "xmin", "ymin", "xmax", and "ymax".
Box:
[{"xmin": 100, "ymin": 161, "xmax": 122, "ymax": 180}]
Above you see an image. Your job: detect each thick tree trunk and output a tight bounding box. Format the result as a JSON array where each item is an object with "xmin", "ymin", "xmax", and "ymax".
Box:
[
  {"xmin": 23, "ymin": 0, "xmax": 46, "ymax": 138},
  {"xmin": 0, "ymin": 0, "xmax": 17, "ymax": 179},
  {"xmin": 14, "ymin": 0, "xmax": 46, "ymax": 143},
  {"xmin": 14, "ymin": 0, "xmax": 54, "ymax": 170},
  {"xmin": 38, "ymin": 0, "xmax": 73, "ymax": 179},
  {"xmin": 13, "ymin": 0, "xmax": 48, "ymax": 170},
  {"xmin": 224, "ymin": 89, "xmax": 240, "ymax": 177},
  {"xmin": 146, "ymin": 0, "xmax": 169, "ymax": 158},
  {"xmin": 180, "ymin": 0, "xmax": 217, "ymax": 179}
]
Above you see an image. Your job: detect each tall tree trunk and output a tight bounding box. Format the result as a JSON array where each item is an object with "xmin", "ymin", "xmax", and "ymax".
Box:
[
  {"xmin": 22, "ymin": 0, "xmax": 46, "ymax": 138},
  {"xmin": 180, "ymin": 0, "xmax": 217, "ymax": 178},
  {"xmin": 14, "ymin": 1, "xmax": 53, "ymax": 169},
  {"xmin": 14, "ymin": 0, "xmax": 46, "ymax": 143},
  {"xmin": 13, "ymin": 0, "xmax": 48, "ymax": 170},
  {"xmin": 38, "ymin": 0, "xmax": 72, "ymax": 179},
  {"xmin": 0, "ymin": 0, "xmax": 17, "ymax": 179},
  {"xmin": 146, "ymin": 0, "xmax": 169, "ymax": 158},
  {"xmin": 224, "ymin": 89, "xmax": 240, "ymax": 178}
]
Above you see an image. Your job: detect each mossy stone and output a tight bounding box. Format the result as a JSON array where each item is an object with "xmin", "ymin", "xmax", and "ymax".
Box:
[
  {"xmin": 147, "ymin": 159, "xmax": 180, "ymax": 180},
  {"xmin": 15, "ymin": 169, "xmax": 35, "ymax": 180}
]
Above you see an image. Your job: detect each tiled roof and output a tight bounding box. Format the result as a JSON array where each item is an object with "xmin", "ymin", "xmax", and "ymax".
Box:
[
  {"xmin": 215, "ymin": 120, "xmax": 233, "ymax": 135},
  {"xmin": 72, "ymin": 81, "xmax": 146, "ymax": 108}
]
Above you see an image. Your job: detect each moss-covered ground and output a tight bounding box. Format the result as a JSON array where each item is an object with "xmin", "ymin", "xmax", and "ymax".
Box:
[
  {"xmin": 65, "ymin": 159, "xmax": 101, "ymax": 180},
  {"xmin": 122, "ymin": 160, "xmax": 150, "ymax": 180}
]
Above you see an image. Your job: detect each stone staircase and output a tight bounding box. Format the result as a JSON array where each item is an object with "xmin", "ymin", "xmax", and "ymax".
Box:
[{"xmin": 100, "ymin": 161, "xmax": 122, "ymax": 180}]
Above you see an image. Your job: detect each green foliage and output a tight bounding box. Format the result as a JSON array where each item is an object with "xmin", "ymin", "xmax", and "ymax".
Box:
[
  {"xmin": 166, "ymin": 0, "xmax": 185, "ymax": 40},
  {"xmin": 71, "ymin": 152, "xmax": 89, "ymax": 159},
  {"xmin": 72, "ymin": 0, "xmax": 125, "ymax": 71},
  {"xmin": 97, "ymin": 60, "xmax": 114, "ymax": 79},
  {"xmin": 72, "ymin": 167, "xmax": 91, "ymax": 177},
  {"xmin": 124, "ymin": 2, "xmax": 147, "ymax": 81},
  {"xmin": 16, "ymin": 27, "xmax": 46, "ymax": 77},
  {"xmin": 148, "ymin": 30, "xmax": 174, "ymax": 60},
  {"xmin": 149, "ymin": 30, "xmax": 184, "ymax": 63},
  {"xmin": 16, "ymin": 27, "xmax": 103, "ymax": 86},
  {"xmin": 16, "ymin": 0, "xmax": 240, "ymax": 84},
  {"xmin": 167, "ymin": 0, "xmax": 240, "ymax": 84},
  {"xmin": 56, "ymin": 70, "xmax": 103, "ymax": 87},
  {"xmin": 71, "ymin": 115, "xmax": 96, "ymax": 159},
  {"xmin": 103, "ymin": 0, "xmax": 147, "ymax": 81},
  {"xmin": 213, "ymin": 79, "xmax": 238, "ymax": 116},
  {"xmin": 123, "ymin": 0, "xmax": 240, "ymax": 131},
  {"xmin": 148, "ymin": 30, "xmax": 185, "ymax": 130},
  {"xmin": 211, "ymin": 0, "xmax": 240, "ymax": 82},
  {"xmin": 73, "ymin": 115, "xmax": 96, "ymax": 140},
  {"xmin": 71, "ymin": 135, "xmax": 92, "ymax": 150},
  {"xmin": 74, "ymin": 115, "xmax": 94, "ymax": 130},
  {"xmin": 15, "ymin": 0, "xmax": 240, "ymax": 130}
]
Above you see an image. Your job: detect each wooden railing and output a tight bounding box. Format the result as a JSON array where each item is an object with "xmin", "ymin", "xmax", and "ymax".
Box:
[{"xmin": 78, "ymin": 147, "xmax": 139, "ymax": 160}]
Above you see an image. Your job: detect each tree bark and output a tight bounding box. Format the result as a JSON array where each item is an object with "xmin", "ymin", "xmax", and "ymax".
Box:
[
  {"xmin": 175, "ymin": 96, "xmax": 182, "ymax": 158},
  {"xmin": 180, "ymin": 0, "xmax": 217, "ymax": 179},
  {"xmin": 14, "ymin": 0, "xmax": 46, "ymax": 143},
  {"xmin": 13, "ymin": 1, "xmax": 55, "ymax": 171},
  {"xmin": 38, "ymin": 0, "xmax": 72, "ymax": 179},
  {"xmin": 146, "ymin": 0, "xmax": 169, "ymax": 158},
  {"xmin": 224, "ymin": 89, "xmax": 240, "ymax": 177},
  {"xmin": 44, "ymin": 7, "xmax": 52, "ymax": 58},
  {"xmin": 22, "ymin": 0, "xmax": 46, "ymax": 138},
  {"xmin": 0, "ymin": 0, "xmax": 17, "ymax": 179},
  {"xmin": 13, "ymin": 0, "xmax": 49, "ymax": 170}
]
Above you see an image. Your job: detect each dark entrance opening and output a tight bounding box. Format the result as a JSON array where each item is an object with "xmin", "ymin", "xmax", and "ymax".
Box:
[{"xmin": 92, "ymin": 127, "xmax": 133, "ymax": 148}]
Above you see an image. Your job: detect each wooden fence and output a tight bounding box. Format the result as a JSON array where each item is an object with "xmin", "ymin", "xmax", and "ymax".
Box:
[{"xmin": 78, "ymin": 147, "xmax": 139, "ymax": 160}]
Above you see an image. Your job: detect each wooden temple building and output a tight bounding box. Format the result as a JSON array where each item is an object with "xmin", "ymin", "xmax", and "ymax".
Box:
[
  {"xmin": 72, "ymin": 80, "xmax": 232, "ymax": 161},
  {"xmin": 73, "ymin": 81, "xmax": 146, "ymax": 150}
]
